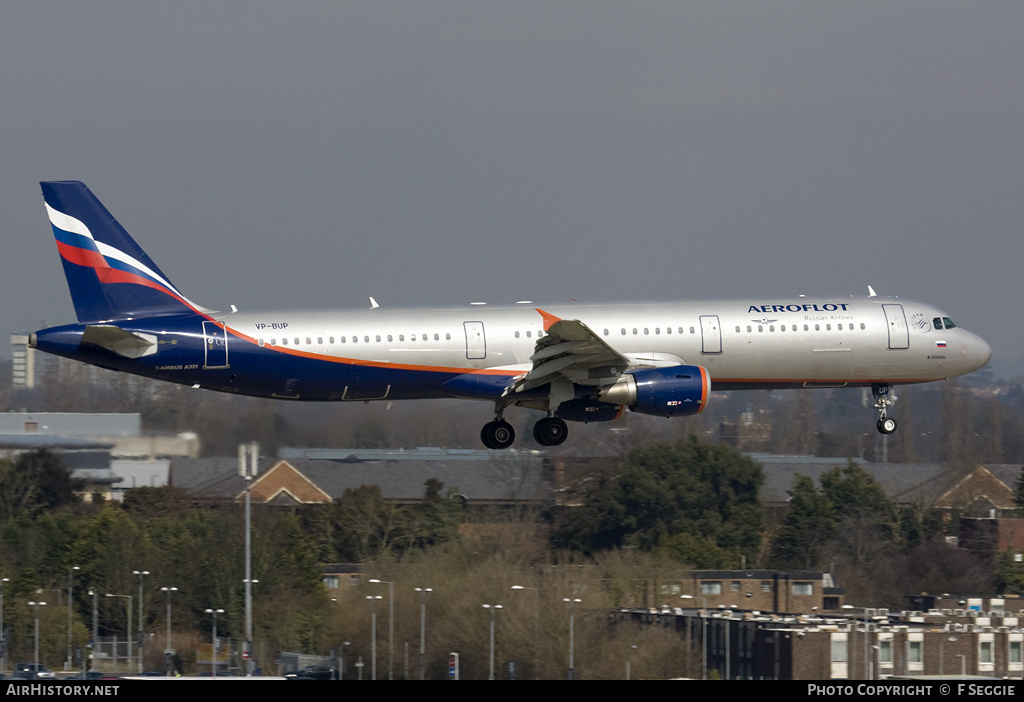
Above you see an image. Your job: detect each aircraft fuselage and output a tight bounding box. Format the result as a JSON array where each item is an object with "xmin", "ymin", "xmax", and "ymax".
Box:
[{"xmin": 32, "ymin": 297, "xmax": 989, "ymax": 402}]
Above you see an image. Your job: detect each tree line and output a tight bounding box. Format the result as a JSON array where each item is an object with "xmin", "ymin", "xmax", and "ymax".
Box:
[{"xmin": 1, "ymin": 439, "xmax": 1022, "ymax": 677}]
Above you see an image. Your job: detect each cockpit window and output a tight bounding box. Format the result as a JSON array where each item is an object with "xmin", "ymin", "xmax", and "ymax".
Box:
[
  {"xmin": 942, "ymin": 317, "xmax": 958, "ymax": 329},
  {"xmin": 933, "ymin": 318, "xmax": 943, "ymax": 331}
]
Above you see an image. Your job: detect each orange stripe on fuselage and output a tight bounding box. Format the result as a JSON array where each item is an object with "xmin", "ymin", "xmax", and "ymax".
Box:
[{"xmin": 223, "ymin": 325, "xmax": 518, "ymax": 377}]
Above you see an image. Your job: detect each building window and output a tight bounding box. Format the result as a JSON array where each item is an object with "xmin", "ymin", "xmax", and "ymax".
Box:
[
  {"xmin": 323, "ymin": 576, "xmax": 339, "ymax": 589},
  {"xmin": 761, "ymin": 581, "xmax": 771, "ymax": 593},
  {"xmin": 908, "ymin": 640, "xmax": 922, "ymax": 664},
  {"xmin": 980, "ymin": 640, "xmax": 993, "ymax": 664},
  {"xmin": 1009, "ymin": 640, "xmax": 1022, "ymax": 665},
  {"xmin": 831, "ymin": 638, "xmax": 847, "ymax": 663},
  {"xmin": 879, "ymin": 640, "xmax": 893, "ymax": 665},
  {"xmin": 700, "ymin": 581, "xmax": 722, "ymax": 595},
  {"xmin": 731, "ymin": 581, "xmax": 740, "ymax": 592},
  {"xmin": 792, "ymin": 582, "xmax": 813, "ymax": 596}
]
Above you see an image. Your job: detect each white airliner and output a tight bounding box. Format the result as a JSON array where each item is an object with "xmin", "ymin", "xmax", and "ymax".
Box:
[{"xmin": 29, "ymin": 181, "xmax": 992, "ymax": 449}]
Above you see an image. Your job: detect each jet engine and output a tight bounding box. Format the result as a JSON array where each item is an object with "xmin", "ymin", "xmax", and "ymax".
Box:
[{"xmin": 598, "ymin": 365, "xmax": 710, "ymax": 417}]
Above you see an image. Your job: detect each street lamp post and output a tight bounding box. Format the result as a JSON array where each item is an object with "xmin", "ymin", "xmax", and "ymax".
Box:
[
  {"xmin": 1, "ymin": 577, "xmax": 9, "ymax": 674},
  {"xmin": 482, "ymin": 604, "xmax": 502, "ymax": 680},
  {"xmin": 204, "ymin": 609, "xmax": 224, "ymax": 676},
  {"xmin": 132, "ymin": 570, "xmax": 149, "ymax": 673},
  {"xmin": 29, "ymin": 601, "xmax": 47, "ymax": 668},
  {"xmin": 510, "ymin": 585, "xmax": 539, "ymax": 680},
  {"xmin": 87, "ymin": 589, "xmax": 98, "ymax": 668},
  {"xmin": 66, "ymin": 566, "xmax": 79, "ymax": 671},
  {"xmin": 239, "ymin": 442, "xmax": 259, "ymax": 675},
  {"xmin": 940, "ymin": 636, "xmax": 957, "ymax": 677},
  {"xmin": 104, "ymin": 594, "xmax": 132, "ymax": 673},
  {"xmin": 339, "ymin": 640, "xmax": 349, "ymax": 681},
  {"xmin": 160, "ymin": 587, "xmax": 178, "ymax": 675},
  {"xmin": 414, "ymin": 587, "xmax": 432, "ymax": 680},
  {"xmin": 368, "ymin": 579, "xmax": 394, "ymax": 680},
  {"xmin": 563, "ymin": 598, "xmax": 580, "ymax": 680},
  {"xmin": 365, "ymin": 595, "xmax": 381, "ymax": 680}
]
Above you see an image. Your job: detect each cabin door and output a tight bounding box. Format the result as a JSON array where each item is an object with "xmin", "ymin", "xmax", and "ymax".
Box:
[
  {"xmin": 882, "ymin": 304, "xmax": 909, "ymax": 350},
  {"xmin": 464, "ymin": 321, "xmax": 487, "ymax": 359},
  {"xmin": 202, "ymin": 321, "xmax": 229, "ymax": 369}
]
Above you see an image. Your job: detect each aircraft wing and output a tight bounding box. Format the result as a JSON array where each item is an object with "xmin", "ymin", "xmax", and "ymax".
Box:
[{"xmin": 503, "ymin": 309, "xmax": 631, "ymax": 405}]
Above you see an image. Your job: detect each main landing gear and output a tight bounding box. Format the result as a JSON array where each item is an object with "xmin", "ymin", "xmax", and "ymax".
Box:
[
  {"xmin": 480, "ymin": 407, "xmax": 570, "ymax": 449},
  {"xmin": 533, "ymin": 415, "xmax": 568, "ymax": 447},
  {"xmin": 872, "ymin": 384, "xmax": 898, "ymax": 435},
  {"xmin": 481, "ymin": 418, "xmax": 515, "ymax": 450}
]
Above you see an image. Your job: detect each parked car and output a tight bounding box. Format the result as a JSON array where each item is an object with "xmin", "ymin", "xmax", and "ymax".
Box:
[
  {"xmin": 284, "ymin": 665, "xmax": 335, "ymax": 680},
  {"xmin": 14, "ymin": 663, "xmax": 56, "ymax": 680},
  {"xmin": 67, "ymin": 671, "xmax": 120, "ymax": 680}
]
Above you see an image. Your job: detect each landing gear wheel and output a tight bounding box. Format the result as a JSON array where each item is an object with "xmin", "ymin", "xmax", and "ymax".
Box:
[
  {"xmin": 481, "ymin": 420, "xmax": 515, "ymax": 450},
  {"xmin": 533, "ymin": 417, "xmax": 568, "ymax": 447},
  {"xmin": 871, "ymin": 383, "xmax": 898, "ymax": 435}
]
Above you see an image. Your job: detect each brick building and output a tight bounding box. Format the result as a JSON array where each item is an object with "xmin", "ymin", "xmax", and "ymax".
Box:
[{"xmin": 621, "ymin": 606, "xmax": 1024, "ymax": 679}]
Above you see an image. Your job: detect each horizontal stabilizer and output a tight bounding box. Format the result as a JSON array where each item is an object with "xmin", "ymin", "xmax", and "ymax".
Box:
[{"xmin": 81, "ymin": 325, "xmax": 158, "ymax": 359}]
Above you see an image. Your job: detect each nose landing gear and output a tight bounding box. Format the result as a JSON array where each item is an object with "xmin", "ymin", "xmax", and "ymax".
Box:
[{"xmin": 873, "ymin": 384, "xmax": 898, "ymax": 435}]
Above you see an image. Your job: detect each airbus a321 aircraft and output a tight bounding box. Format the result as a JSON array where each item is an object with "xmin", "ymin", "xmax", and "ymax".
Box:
[{"xmin": 29, "ymin": 181, "xmax": 992, "ymax": 449}]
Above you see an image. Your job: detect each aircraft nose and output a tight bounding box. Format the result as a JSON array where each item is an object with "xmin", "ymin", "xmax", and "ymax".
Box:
[{"xmin": 972, "ymin": 333, "xmax": 992, "ymax": 369}]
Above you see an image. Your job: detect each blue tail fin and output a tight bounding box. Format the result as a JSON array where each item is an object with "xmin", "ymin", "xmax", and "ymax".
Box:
[{"xmin": 41, "ymin": 181, "xmax": 206, "ymax": 322}]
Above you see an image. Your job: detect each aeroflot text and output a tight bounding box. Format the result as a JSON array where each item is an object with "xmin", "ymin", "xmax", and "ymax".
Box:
[{"xmin": 749, "ymin": 304, "xmax": 850, "ymax": 314}]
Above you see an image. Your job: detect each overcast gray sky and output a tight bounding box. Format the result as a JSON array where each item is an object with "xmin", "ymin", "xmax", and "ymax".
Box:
[{"xmin": 3, "ymin": 2, "xmax": 1021, "ymax": 374}]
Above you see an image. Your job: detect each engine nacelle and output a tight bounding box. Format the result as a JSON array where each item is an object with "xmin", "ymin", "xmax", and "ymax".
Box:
[{"xmin": 599, "ymin": 365, "xmax": 710, "ymax": 418}]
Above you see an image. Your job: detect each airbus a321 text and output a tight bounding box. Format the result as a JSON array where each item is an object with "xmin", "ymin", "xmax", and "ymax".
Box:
[{"xmin": 29, "ymin": 182, "xmax": 992, "ymax": 449}]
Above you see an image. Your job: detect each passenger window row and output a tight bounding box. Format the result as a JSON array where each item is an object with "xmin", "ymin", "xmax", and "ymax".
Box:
[{"xmin": 262, "ymin": 332, "xmax": 453, "ymax": 347}]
